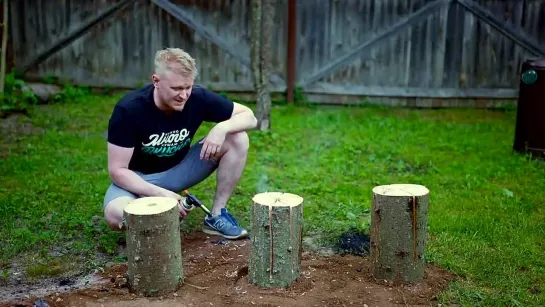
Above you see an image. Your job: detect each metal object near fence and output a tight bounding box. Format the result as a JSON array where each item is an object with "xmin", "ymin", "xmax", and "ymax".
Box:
[{"xmin": 513, "ymin": 58, "xmax": 545, "ymax": 159}]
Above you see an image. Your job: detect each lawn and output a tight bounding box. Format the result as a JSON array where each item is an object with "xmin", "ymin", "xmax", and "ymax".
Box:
[{"xmin": 1, "ymin": 90, "xmax": 544, "ymax": 306}]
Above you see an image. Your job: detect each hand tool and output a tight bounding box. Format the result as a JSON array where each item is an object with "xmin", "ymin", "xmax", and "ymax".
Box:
[{"xmin": 181, "ymin": 190, "xmax": 213, "ymax": 218}]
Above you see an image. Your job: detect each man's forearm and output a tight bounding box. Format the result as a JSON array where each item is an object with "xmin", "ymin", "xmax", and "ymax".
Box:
[
  {"xmin": 219, "ymin": 110, "xmax": 257, "ymax": 133},
  {"xmin": 110, "ymin": 168, "xmax": 163, "ymax": 197}
]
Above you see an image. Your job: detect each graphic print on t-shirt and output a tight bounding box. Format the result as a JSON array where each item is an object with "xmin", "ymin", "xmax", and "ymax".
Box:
[{"xmin": 141, "ymin": 128, "xmax": 192, "ymax": 157}]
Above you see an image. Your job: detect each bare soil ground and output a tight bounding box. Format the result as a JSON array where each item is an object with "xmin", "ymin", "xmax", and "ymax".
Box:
[
  {"xmin": 1, "ymin": 232, "xmax": 454, "ymax": 307},
  {"xmin": 0, "ymin": 113, "xmax": 44, "ymax": 158}
]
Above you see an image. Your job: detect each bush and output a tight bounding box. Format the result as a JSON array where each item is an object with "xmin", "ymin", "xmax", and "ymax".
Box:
[{"xmin": 1, "ymin": 72, "xmax": 38, "ymax": 116}]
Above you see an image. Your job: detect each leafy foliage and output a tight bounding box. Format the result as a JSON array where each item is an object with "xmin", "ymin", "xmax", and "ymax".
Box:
[
  {"xmin": 0, "ymin": 72, "xmax": 38, "ymax": 114},
  {"xmin": 1, "ymin": 72, "xmax": 92, "ymax": 117}
]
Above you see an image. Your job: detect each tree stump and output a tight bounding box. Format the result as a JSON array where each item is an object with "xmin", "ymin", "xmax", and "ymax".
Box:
[
  {"xmin": 124, "ymin": 197, "xmax": 183, "ymax": 296},
  {"xmin": 370, "ymin": 184, "xmax": 430, "ymax": 282},
  {"xmin": 248, "ymin": 192, "xmax": 304, "ymax": 287}
]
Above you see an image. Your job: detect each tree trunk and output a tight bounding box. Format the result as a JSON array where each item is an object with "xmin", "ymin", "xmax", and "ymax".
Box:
[
  {"xmin": 250, "ymin": 0, "xmax": 274, "ymax": 130},
  {"xmin": 0, "ymin": 0, "xmax": 9, "ymax": 94},
  {"xmin": 248, "ymin": 192, "xmax": 304, "ymax": 287},
  {"xmin": 370, "ymin": 184, "xmax": 430, "ymax": 282},
  {"xmin": 124, "ymin": 197, "xmax": 183, "ymax": 296}
]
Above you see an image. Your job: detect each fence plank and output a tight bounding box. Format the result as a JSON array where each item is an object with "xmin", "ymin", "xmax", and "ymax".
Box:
[
  {"xmin": 456, "ymin": 0, "xmax": 545, "ymax": 57},
  {"xmin": 150, "ymin": 0, "xmax": 285, "ymax": 86},
  {"xmin": 299, "ymin": 0, "xmax": 451, "ymax": 87},
  {"xmin": 512, "ymin": 0, "xmax": 525, "ymax": 76},
  {"xmin": 16, "ymin": 0, "xmax": 133, "ymax": 74},
  {"xmin": 403, "ymin": 0, "xmax": 413, "ymax": 87},
  {"xmin": 434, "ymin": 2, "xmax": 449, "ymax": 87},
  {"xmin": 461, "ymin": 9, "xmax": 476, "ymax": 88}
]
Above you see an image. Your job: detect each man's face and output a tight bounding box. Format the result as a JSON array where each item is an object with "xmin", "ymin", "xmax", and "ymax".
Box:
[{"xmin": 153, "ymin": 70, "xmax": 194, "ymax": 112}]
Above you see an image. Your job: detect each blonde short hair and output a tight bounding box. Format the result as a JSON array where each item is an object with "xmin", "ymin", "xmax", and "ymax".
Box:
[{"xmin": 154, "ymin": 48, "xmax": 198, "ymax": 79}]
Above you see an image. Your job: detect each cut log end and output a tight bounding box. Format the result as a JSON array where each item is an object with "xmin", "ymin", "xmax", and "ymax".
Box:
[
  {"xmin": 124, "ymin": 197, "xmax": 178, "ymax": 216},
  {"xmin": 372, "ymin": 184, "xmax": 429, "ymax": 197},
  {"xmin": 252, "ymin": 192, "xmax": 304, "ymax": 207}
]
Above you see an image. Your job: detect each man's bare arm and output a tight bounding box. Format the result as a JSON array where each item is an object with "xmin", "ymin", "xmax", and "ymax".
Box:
[
  {"xmin": 108, "ymin": 143, "xmax": 167, "ymax": 197},
  {"xmin": 216, "ymin": 102, "xmax": 258, "ymax": 133}
]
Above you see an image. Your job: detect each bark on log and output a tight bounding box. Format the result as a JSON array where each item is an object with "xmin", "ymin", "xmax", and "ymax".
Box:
[
  {"xmin": 248, "ymin": 192, "xmax": 304, "ymax": 287},
  {"xmin": 370, "ymin": 184, "xmax": 430, "ymax": 282},
  {"xmin": 124, "ymin": 197, "xmax": 183, "ymax": 296}
]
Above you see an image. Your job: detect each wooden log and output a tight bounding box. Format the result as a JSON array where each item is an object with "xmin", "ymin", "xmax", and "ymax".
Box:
[
  {"xmin": 124, "ymin": 197, "xmax": 183, "ymax": 296},
  {"xmin": 370, "ymin": 184, "xmax": 430, "ymax": 282},
  {"xmin": 248, "ymin": 192, "xmax": 304, "ymax": 287}
]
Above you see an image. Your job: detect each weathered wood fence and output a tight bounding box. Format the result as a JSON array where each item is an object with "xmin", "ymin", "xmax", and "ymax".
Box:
[{"xmin": 6, "ymin": 0, "xmax": 545, "ymax": 107}]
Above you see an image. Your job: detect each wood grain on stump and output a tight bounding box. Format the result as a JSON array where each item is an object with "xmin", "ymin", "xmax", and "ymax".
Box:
[
  {"xmin": 124, "ymin": 197, "xmax": 183, "ymax": 296},
  {"xmin": 370, "ymin": 184, "xmax": 430, "ymax": 282},
  {"xmin": 248, "ymin": 192, "xmax": 304, "ymax": 287}
]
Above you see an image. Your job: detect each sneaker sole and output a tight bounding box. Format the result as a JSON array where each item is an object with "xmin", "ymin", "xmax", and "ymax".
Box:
[{"xmin": 202, "ymin": 227, "xmax": 248, "ymax": 240}]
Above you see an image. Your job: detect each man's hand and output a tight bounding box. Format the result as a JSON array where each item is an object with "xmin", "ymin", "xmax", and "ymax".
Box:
[
  {"xmin": 155, "ymin": 187, "xmax": 189, "ymax": 219},
  {"xmin": 199, "ymin": 124, "xmax": 228, "ymax": 160},
  {"xmin": 198, "ymin": 102, "xmax": 257, "ymax": 161}
]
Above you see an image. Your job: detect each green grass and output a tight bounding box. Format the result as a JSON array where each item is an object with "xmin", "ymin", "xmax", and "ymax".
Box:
[{"xmin": 1, "ymin": 93, "xmax": 545, "ymax": 306}]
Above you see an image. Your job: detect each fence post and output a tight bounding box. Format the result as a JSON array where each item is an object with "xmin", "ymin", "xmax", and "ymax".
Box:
[{"xmin": 286, "ymin": 0, "xmax": 296, "ymax": 103}]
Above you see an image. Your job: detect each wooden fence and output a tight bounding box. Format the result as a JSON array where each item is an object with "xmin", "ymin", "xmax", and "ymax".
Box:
[{"xmin": 6, "ymin": 0, "xmax": 545, "ymax": 107}]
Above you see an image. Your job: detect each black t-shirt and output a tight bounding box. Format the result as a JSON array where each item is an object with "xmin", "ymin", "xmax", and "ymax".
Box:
[{"xmin": 107, "ymin": 84, "xmax": 234, "ymax": 174}]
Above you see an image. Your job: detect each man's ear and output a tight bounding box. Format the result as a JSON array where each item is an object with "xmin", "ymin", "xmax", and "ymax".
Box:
[{"xmin": 152, "ymin": 74, "xmax": 160, "ymax": 87}]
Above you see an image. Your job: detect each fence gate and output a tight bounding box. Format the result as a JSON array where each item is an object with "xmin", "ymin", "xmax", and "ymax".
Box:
[
  {"xmin": 9, "ymin": 0, "xmax": 286, "ymax": 92},
  {"xmin": 293, "ymin": 0, "xmax": 545, "ymax": 105},
  {"xmin": 8, "ymin": 0, "xmax": 545, "ymax": 106}
]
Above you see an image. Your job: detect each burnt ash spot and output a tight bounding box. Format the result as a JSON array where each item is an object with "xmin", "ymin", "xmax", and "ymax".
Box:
[
  {"xmin": 336, "ymin": 228, "xmax": 371, "ymax": 256},
  {"xmin": 58, "ymin": 278, "xmax": 74, "ymax": 287}
]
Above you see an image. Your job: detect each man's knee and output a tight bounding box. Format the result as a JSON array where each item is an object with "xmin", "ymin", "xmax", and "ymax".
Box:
[
  {"xmin": 104, "ymin": 196, "xmax": 135, "ymax": 230},
  {"xmin": 226, "ymin": 131, "xmax": 249, "ymax": 152}
]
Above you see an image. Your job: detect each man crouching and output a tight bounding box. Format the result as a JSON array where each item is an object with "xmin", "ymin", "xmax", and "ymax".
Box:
[{"xmin": 102, "ymin": 47, "xmax": 257, "ymax": 240}]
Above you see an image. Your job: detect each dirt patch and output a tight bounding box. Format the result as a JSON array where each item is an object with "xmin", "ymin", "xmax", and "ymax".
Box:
[
  {"xmin": 0, "ymin": 113, "xmax": 42, "ymax": 139},
  {"xmin": 0, "ymin": 113, "xmax": 44, "ymax": 158},
  {"xmin": 0, "ymin": 232, "xmax": 455, "ymax": 307},
  {"xmin": 0, "ymin": 242, "xmax": 115, "ymax": 305}
]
